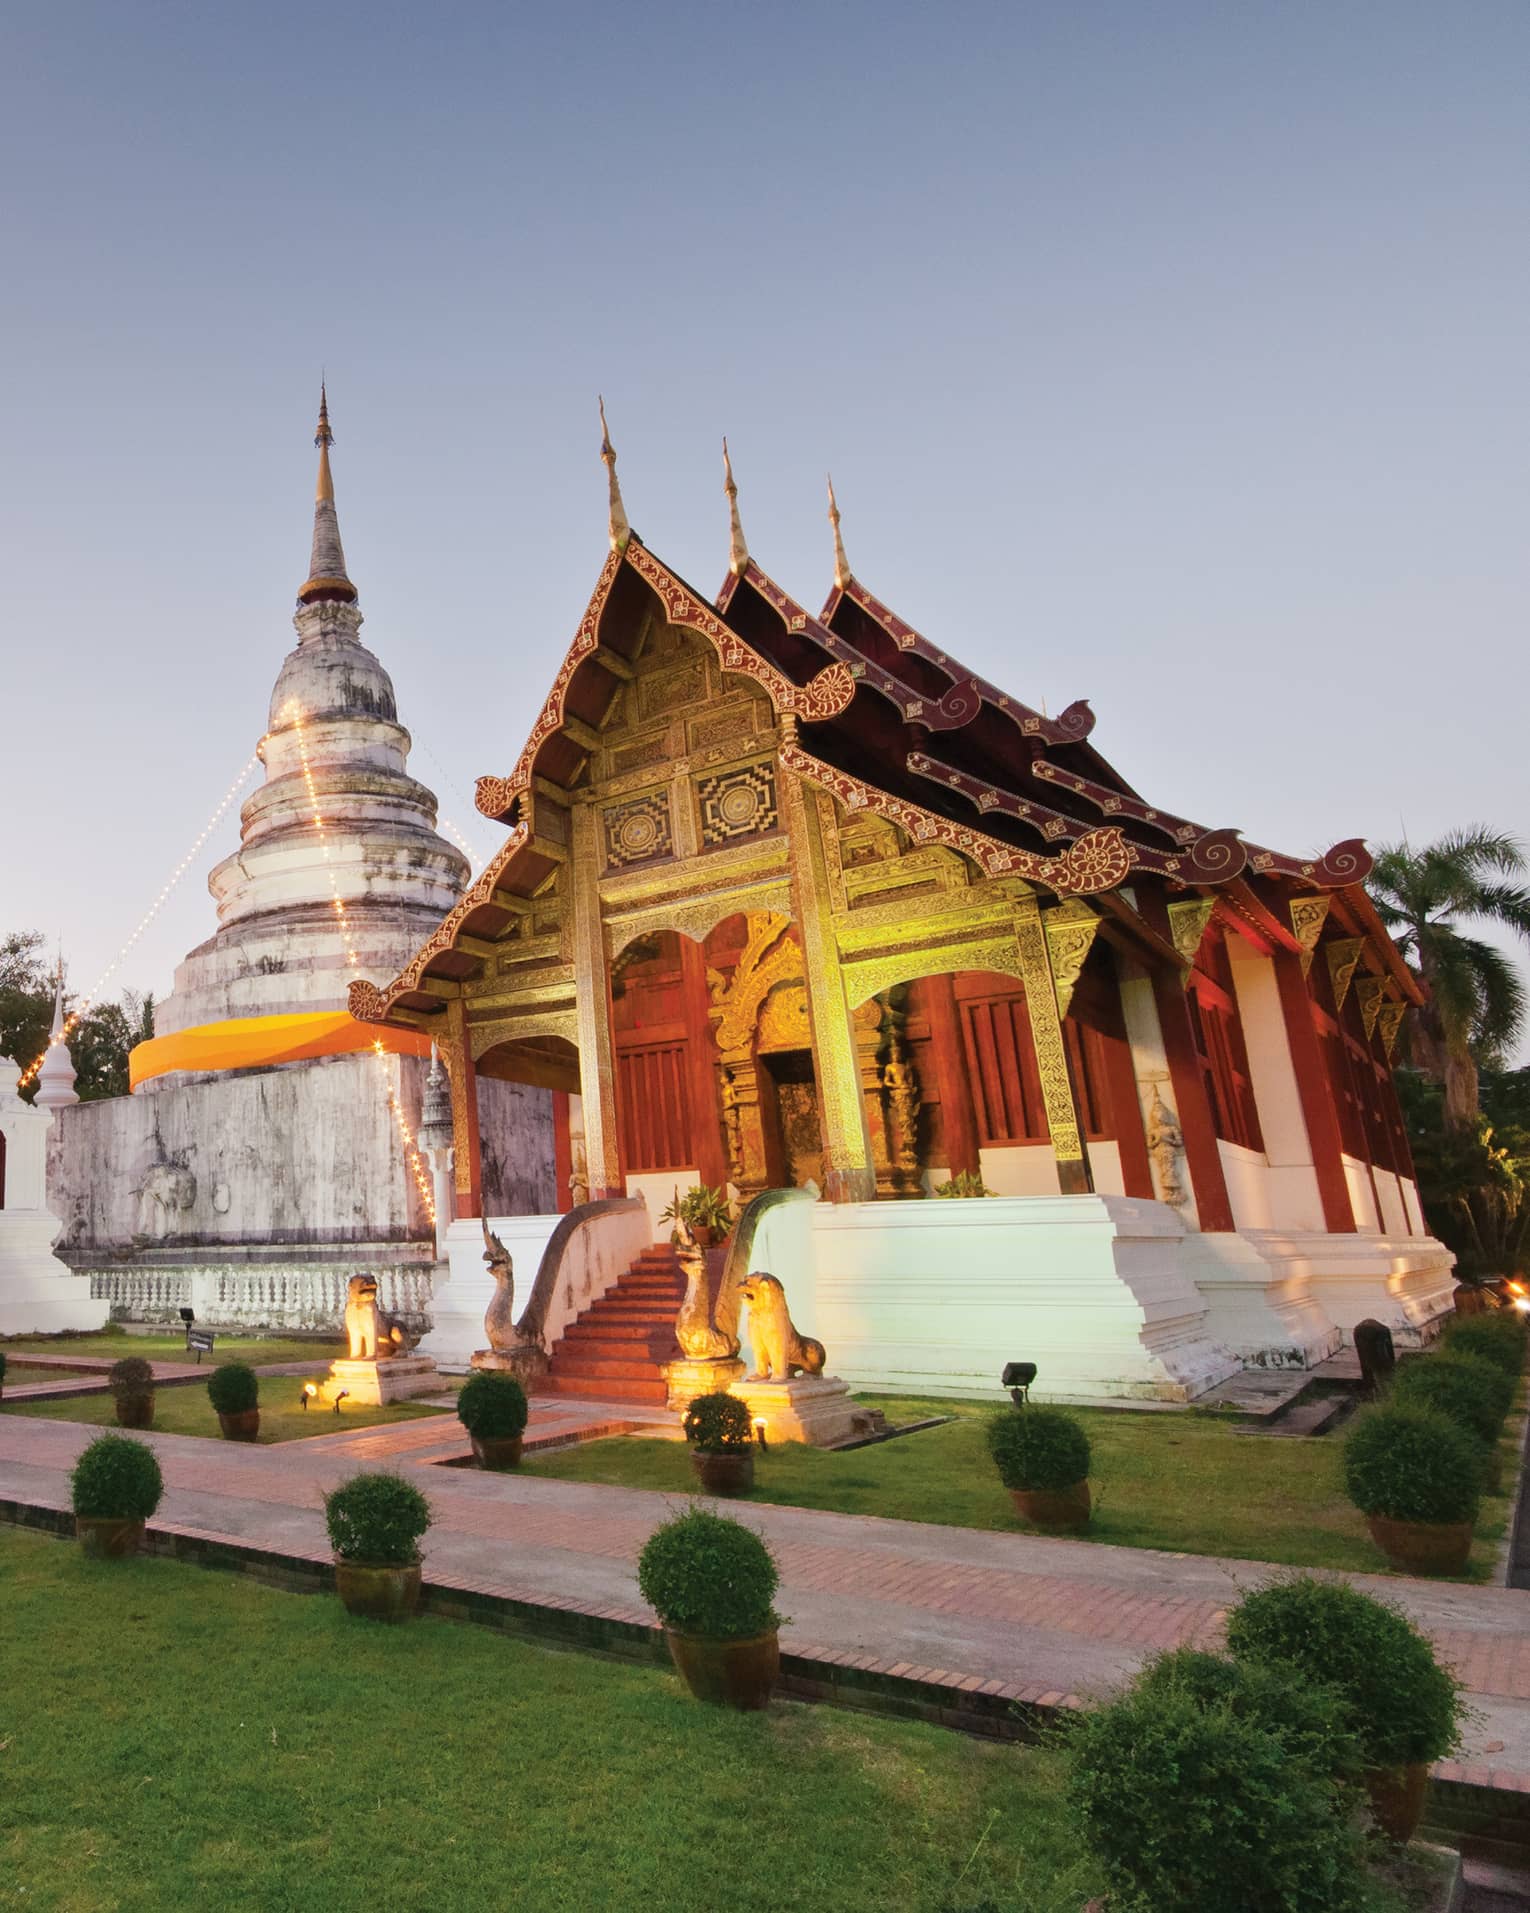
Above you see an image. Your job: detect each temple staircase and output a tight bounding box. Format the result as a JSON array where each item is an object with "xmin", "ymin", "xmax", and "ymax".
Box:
[{"xmin": 539, "ymin": 1243, "xmax": 685, "ymax": 1406}]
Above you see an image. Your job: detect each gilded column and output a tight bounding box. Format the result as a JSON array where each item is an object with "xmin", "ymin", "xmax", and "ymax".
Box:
[
  {"xmin": 570, "ymin": 801, "xmax": 624, "ymax": 1199},
  {"xmin": 439, "ymin": 997, "xmax": 483, "ymax": 1221},
  {"xmin": 1013, "ymin": 894, "xmax": 1093, "ymax": 1196},
  {"xmin": 779, "ymin": 761, "xmax": 875, "ymax": 1202}
]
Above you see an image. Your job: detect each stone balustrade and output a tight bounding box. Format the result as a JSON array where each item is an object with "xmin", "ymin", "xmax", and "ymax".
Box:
[{"xmin": 87, "ymin": 1265, "xmax": 433, "ymax": 1333}]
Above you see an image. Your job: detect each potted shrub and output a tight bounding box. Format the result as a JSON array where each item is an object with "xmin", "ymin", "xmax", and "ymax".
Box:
[
  {"xmin": 1443, "ymin": 1310, "xmax": 1527, "ymax": 1379},
  {"xmin": 683, "ymin": 1391, "xmax": 756, "ymax": 1495},
  {"xmin": 932, "ymin": 1169, "xmax": 993, "ymax": 1198},
  {"xmin": 456, "ymin": 1369, "xmax": 529, "ymax": 1468},
  {"xmin": 0, "ymin": 1349, "xmax": 7, "ymax": 1400},
  {"xmin": 1227, "ymin": 1574, "xmax": 1464, "ymax": 1844},
  {"xmin": 637, "ymin": 1505, "xmax": 781, "ymax": 1709},
  {"xmin": 108, "ymin": 1355, "xmax": 156, "ymax": 1429},
  {"xmin": 324, "ymin": 1470, "xmax": 431, "ymax": 1621},
  {"xmin": 206, "ymin": 1361, "xmax": 261, "ymax": 1441},
  {"xmin": 659, "ymin": 1184, "xmax": 734, "ymax": 1247},
  {"xmin": 1342, "ymin": 1403, "xmax": 1480, "ymax": 1575},
  {"xmin": 70, "ymin": 1433, "xmax": 164, "ymax": 1558},
  {"xmin": 1392, "ymin": 1350, "xmax": 1515, "ymax": 1490},
  {"xmin": 987, "ymin": 1404, "xmax": 1092, "ymax": 1531},
  {"xmin": 1069, "ymin": 1670, "xmax": 1367, "ymax": 1911}
]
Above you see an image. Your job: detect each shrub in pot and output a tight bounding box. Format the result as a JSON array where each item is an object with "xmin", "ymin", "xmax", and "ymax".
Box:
[
  {"xmin": 456, "ymin": 1370, "xmax": 529, "ymax": 1468},
  {"xmin": 324, "ymin": 1470, "xmax": 431, "ymax": 1621},
  {"xmin": 1392, "ymin": 1350, "xmax": 1514, "ymax": 1489},
  {"xmin": 638, "ymin": 1505, "xmax": 781, "ymax": 1709},
  {"xmin": 659, "ymin": 1183, "xmax": 734, "ymax": 1246},
  {"xmin": 1342, "ymin": 1403, "xmax": 1480, "ymax": 1574},
  {"xmin": 1134, "ymin": 1647, "xmax": 1363, "ymax": 1789},
  {"xmin": 206, "ymin": 1361, "xmax": 261, "ymax": 1441},
  {"xmin": 683, "ymin": 1390, "xmax": 756, "ymax": 1495},
  {"xmin": 70, "ymin": 1433, "xmax": 164, "ymax": 1558},
  {"xmin": 108, "ymin": 1355, "xmax": 156, "ymax": 1429},
  {"xmin": 0, "ymin": 1349, "xmax": 7, "ymax": 1399},
  {"xmin": 986, "ymin": 1404, "xmax": 1092, "ymax": 1531},
  {"xmin": 1443, "ymin": 1310, "xmax": 1527, "ymax": 1379},
  {"xmin": 1068, "ymin": 1676, "xmax": 1367, "ymax": 1912},
  {"xmin": 1227, "ymin": 1574, "xmax": 1463, "ymax": 1842}
]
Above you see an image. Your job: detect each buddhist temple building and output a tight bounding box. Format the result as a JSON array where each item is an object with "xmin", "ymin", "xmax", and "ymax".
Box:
[{"xmin": 350, "ymin": 421, "xmax": 1454, "ymax": 1402}]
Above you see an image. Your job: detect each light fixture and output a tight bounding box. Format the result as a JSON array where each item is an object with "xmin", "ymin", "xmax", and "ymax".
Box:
[
  {"xmin": 332, "ymin": 1388, "xmax": 349, "ymax": 1416},
  {"xmin": 1002, "ymin": 1361, "xmax": 1037, "ymax": 1407},
  {"xmin": 300, "ymin": 1381, "xmax": 318, "ymax": 1411},
  {"xmin": 178, "ymin": 1308, "xmax": 195, "ymax": 1327},
  {"xmin": 753, "ymin": 1417, "xmax": 769, "ymax": 1453}
]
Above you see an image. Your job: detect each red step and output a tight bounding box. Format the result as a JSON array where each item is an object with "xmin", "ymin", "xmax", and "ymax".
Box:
[{"xmin": 539, "ymin": 1241, "xmax": 695, "ymax": 1405}]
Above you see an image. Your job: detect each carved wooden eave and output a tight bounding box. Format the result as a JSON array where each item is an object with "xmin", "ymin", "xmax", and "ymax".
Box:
[{"xmin": 1328, "ymin": 884, "xmax": 1425, "ymax": 1006}]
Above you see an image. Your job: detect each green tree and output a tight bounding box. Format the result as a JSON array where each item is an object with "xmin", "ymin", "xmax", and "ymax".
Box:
[
  {"xmin": 1370, "ymin": 829, "xmax": 1530, "ymax": 1129},
  {"xmin": 0, "ymin": 930, "xmax": 154, "ymax": 1103}
]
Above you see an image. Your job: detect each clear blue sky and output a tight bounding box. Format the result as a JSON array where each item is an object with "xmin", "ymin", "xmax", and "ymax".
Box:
[{"xmin": 2, "ymin": 2, "xmax": 1526, "ymax": 1049}]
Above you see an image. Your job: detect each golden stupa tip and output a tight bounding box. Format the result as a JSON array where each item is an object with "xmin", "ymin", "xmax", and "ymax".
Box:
[
  {"xmin": 827, "ymin": 473, "xmax": 850, "ymax": 590},
  {"xmin": 722, "ymin": 436, "xmax": 748, "ymax": 577},
  {"xmin": 314, "ymin": 382, "xmax": 335, "ymax": 503},
  {"xmin": 599, "ymin": 396, "xmax": 631, "ymax": 552}
]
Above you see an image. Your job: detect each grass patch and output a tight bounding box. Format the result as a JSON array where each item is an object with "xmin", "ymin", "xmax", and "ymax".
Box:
[
  {"xmin": 0, "ymin": 1526, "xmax": 1096, "ymax": 1913},
  {"xmin": 1, "ymin": 1388, "xmax": 450, "ymax": 1445},
  {"xmin": 1, "ymin": 1331, "xmax": 348, "ymax": 1368},
  {"xmin": 523, "ymin": 1391, "xmax": 1516, "ymax": 1581}
]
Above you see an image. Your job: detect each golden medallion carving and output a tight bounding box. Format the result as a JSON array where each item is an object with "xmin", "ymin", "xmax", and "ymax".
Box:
[
  {"xmin": 1165, "ymin": 898, "xmax": 1215, "ymax": 969},
  {"xmin": 1288, "ymin": 896, "xmax": 1331, "ymax": 977}
]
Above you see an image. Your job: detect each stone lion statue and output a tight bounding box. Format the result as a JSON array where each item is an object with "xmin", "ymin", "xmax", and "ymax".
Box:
[
  {"xmin": 738, "ymin": 1272, "xmax": 826, "ymax": 1382},
  {"xmin": 344, "ymin": 1273, "xmax": 416, "ymax": 1362}
]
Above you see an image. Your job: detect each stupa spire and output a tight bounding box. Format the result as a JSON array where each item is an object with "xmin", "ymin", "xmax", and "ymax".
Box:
[
  {"xmin": 298, "ymin": 384, "xmax": 357, "ymax": 606},
  {"xmin": 35, "ymin": 956, "xmax": 79, "ymax": 1110},
  {"xmin": 599, "ymin": 397, "xmax": 632, "ymax": 553},
  {"xmin": 722, "ymin": 437, "xmax": 749, "ymax": 577},
  {"xmin": 827, "ymin": 474, "xmax": 851, "ymax": 590}
]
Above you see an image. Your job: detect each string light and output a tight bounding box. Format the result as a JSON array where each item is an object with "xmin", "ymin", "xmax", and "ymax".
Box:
[
  {"xmin": 285, "ymin": 697, "xmax": 437, "ymax": 1227},
  {"xmin": 18, "ymin": 750, "xmax": 262, "ymax": 1091}
]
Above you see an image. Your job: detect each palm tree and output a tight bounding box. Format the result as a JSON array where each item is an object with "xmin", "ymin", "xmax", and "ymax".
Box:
[{"xmin": 1370, "ymin": 828, "xmax": 1530, "ymax": 1129}]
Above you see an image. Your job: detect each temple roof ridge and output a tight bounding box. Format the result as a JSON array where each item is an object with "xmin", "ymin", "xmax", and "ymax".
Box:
[{"xmin": 298, "ymin": 384, "xmax": 358, "ymax": 607}]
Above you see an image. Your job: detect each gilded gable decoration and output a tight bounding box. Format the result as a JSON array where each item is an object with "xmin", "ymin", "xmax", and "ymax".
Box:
[
  {"xmin": 1043, "ymin": 899, "xmax": 1101, "ymax": 1018},
  {"xmin": 1355, "ymin": 975, "xmax": 1387, "ymax": 1042},
  {"xmin": 1326, "ymin": 938, "xmax": 1366, "ymax": 1014},
  {"xmin": 698, "ymin": 761, "xmax": 779, "ymax": 847},
  {"xmin": 603, "ymin": 791, "xmax": 673, "ymax": 869},
  {"xmin": 1377, "ymin": 999, "xmax": 1407, "ymax": 1061},
  {"xmin": 1165, "ymin": 898, "xmax": 1216, "ymax": 968},
  {"xmin": 1288, "ymin": 896, "xmax": 1330, "ymax": 976}
]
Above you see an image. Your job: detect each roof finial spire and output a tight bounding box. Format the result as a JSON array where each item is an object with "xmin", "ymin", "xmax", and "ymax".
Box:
[
  {"xmin": 827, "ymin": 473, "xmax": 851, "ymax": 590},
  {"xmin": 299, "ymin": 382, "xmax": 357, "ymax": 607},
  {"xmin": 722, "ymin": 437, "xmax": 748, "ymax": 577},
  {"xmin": 598, "ymin": 397, "xmax": 631, "ymax": 553}
]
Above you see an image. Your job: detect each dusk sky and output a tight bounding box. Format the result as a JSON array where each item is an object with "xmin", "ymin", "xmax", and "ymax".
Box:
[{"xmin": 2, "ymin": 3, "xmax": 1525, "ymax": 1049}]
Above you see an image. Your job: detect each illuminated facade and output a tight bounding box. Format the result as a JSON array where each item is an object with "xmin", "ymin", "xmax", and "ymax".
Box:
[{"xmin": 352, "ymin": 430, "xmax": 1455, "ymax": 1399}]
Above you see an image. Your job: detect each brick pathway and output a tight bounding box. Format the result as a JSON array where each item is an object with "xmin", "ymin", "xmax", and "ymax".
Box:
[{"xmin": 1, "ymin": 1406, "xmax": 1527, "ymax": 1790}]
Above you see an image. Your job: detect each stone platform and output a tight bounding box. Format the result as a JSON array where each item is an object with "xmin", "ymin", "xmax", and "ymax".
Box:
[
  {"xmin": 730, "ymin": 1375, "xmax": 868, "ymax": 1447},
  {"xmin": 321, "ymin": 1355, "xmax": 441, "ymax": 1406}
]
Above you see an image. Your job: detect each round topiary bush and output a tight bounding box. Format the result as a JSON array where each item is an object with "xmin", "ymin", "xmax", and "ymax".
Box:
[
  {"xmin": 1341, "ymin": 1404, "xmax": 1481, "ymax": 1527},
  {"xmin": 0, "ymin": 1350, "xmax": 8, "ymax": 1385},
  {"xmin": 1444, "ymin": 1311, "xmax": 1527, "ymax": 1379},
  {"xmin": 206, "ymin": 1362, "xmax": 259, "ymax": 1416},
  {"xmin": 683, "ymin": 1391, "xmax": 754, "ymax": 1453},
  {"xmin": 1068, "ymin": 1680, "xmax": 1366, "ymax": 1913},
  {"xmin": 69, "ymin": 1434, "xmax": 164, "ymax": 1520},
  {"xmin": 1391, "ymin": 1350, "xmax": 1515, "ymax": 1449},
  {"xmin": 986, "ymin": 1405, "xmax": 1091, "ymax": 1492},
  {"xmin": 637, "ymin": 1506, "xmax": 780, "ymax": 1640},
  {"xmin": 324, "ymin": 1472, "xmax": 432, "ymax": 1567},
  {"xmin": 107, "ymin": 1356, "xmax": 155, "ymax": 1399},
  {"xmin": 1226, "ymin": 1575, "xmax": 1463, "ymax": 1769},
  {"xmin": 1134, "ymin": 1647, "xmax": 1361, "ymax": 1786},
  {"xmin": 456, "ymin": 1370, "xmax": 529, "ymax": 1440}
]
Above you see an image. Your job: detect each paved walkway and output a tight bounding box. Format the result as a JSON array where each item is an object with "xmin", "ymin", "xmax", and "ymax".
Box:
[{"xmin": 2, "ymin": 1403, "xmax": 1527, "ymax": 1789}]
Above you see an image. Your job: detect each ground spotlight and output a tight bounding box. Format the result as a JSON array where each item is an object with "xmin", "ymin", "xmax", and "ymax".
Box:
[{"xmin": 1002, "ymin": 1361, "xmax": 1037, "ymax": 1407}]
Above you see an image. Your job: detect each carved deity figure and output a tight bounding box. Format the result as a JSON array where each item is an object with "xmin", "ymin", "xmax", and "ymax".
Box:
[
  {"xmin": 674, "ymin": 1223, "xmax": 738, "ymax": 1361},
  {"xmin": 881, "ymin": 1036, "xmax": 922, "ymax": 1180},
  {"xmin": 738, "ymin": 1272, "xmax": 826, "ymax": 1381},
  {"xmin": 1145, "ymin": 1088, "xmax": 1188, "ymax": 1213},
  {"xmin": 482, "ymin": 1222, "xmax": 516, "ymax": 1353},
  {"xmin": 344, "ymin": 1273, "xmax": 417, "ymax": 1361}
]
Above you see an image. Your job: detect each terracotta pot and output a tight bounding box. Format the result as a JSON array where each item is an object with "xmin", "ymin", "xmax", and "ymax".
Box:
[
  {"xmin": 217, "ymin": 1409, "xmax": 261, "ymax": 1443},
  {"xmin": 334, "ymin": 1559, "xmax": 422, "ymax": 1622},
  {"xmin": 75, "ymin": 1516, "xmax": 145, "ymax": 1559},
  {"xmin": 691, "ymin": 1448, "xmax": 755, "ymax": 1496},
  {"xmin": 665, "ymin": 1627, "xmax": 779, "ymax": 1709},
  {"xmin": 114, "ymin": 1393, "xmax": 155, "ymax": 1430},
  {"xmin": 1364, "ymin": 1762, "xmax": 1430, "ymax": 1843},
  {"xmin": 470, "ymin": 1433, "xmax": 524, "ymax": 1469},
  {"xmin": 1010, "ymin": 1480, "xmax": 1092, "ymax": 1532},
  {"xmin": 1366, "ymin": 1513, "xmax": 1473, "ymax": 1576}
]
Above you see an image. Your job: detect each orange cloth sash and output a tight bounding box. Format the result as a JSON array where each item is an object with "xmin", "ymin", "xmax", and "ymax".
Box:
[{"xmin": 129, "ymin": 1011, "xmax": 432, "ymax": 1090}]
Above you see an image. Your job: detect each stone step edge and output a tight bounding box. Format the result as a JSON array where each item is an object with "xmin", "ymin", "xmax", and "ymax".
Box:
[{"xmin": 0, "ymin": 1487, "xmax": 1523, "ymax": 1844}]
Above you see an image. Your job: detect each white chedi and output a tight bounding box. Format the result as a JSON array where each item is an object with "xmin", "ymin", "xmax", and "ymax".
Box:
[{"xmin": 0, "ymin": 1055, "xmax": 106, "ymax": 1332}]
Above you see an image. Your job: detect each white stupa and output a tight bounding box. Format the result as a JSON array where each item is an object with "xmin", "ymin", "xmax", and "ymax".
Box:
[{"xmin": 32, "ymin": 964, "xmax": 79, "ymax": 1111}]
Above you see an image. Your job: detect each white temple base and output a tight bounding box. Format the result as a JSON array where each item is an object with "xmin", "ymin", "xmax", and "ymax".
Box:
[
  {"xmin": 322, "ymin": 1355, "xmax": 440, "ymax": 1406},
  {"xmin": 0, "ymin": 1213, "xmax": 108, "ymax": 1335},
  {"xmin": 730, "ymin": 1375, "xmax": 866, "ymax": 1448}
]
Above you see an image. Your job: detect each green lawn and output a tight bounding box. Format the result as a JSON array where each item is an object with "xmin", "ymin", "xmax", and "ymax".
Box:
[
  {"xmin": 1, "ymin": 1331, "xmax": 347, "ymax": 1368},
  {"xmin": 0, "ymin": 1528, "xmax": 1445, "ymax": 1913},
  {"xmin": 0, "ymin": 1386, "xmax": 450, "ymax": 1445},
  {"xmin": 522, "ymin": 1392, "xmax": 1518, "ymax": 1582}
]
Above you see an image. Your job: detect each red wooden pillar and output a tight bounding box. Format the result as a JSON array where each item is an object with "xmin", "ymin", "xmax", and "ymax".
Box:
[
  {"xmin": 551, "ymin": 1089, "xmax": 573, "ymax": 1214},
  {"xmin": 1094, "ymin": 1011, "xmax": 1155, "ymax": 1199},
  {"xmin": 1148, "ymin": 967, "xmax": 1236, "ymax": 1232},
  {"xmin": 679, "ymin": 935, "xmax": 730, "ymax": 1191},
  {"xmin": 919, "ymin": 974, "xmax": 982, "ymax": 1178},
  {"xmin": 1271, "ymin": 948, "xmax": 1357, "ymax": 1234}
]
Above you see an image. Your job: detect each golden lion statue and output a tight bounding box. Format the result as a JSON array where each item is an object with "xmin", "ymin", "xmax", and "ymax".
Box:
[
  {"xmin": 344, "ymin": 1273, "xmax": 416, "ymax": 1361},
  {"xmin": 738, "ymin": 1272, "xmax": 826, "ymax": 1381}
]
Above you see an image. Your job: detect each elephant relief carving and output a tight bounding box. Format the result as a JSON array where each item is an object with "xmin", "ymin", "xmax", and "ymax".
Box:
[{"xmin": 134, "ymin": 1158, "xmax": 197, "ymax": 1243}]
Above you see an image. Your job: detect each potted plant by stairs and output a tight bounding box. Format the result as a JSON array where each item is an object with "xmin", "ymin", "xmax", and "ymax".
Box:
[
  {"xmin": 1227, "ymin": 1575, "xmax": 1464, "ymax": 1845},
  {"xmin": 1391, "ymin": 1349, "xmax": 1515, "ymax": 1492},
  {"xmin": 206, "ymin": 1361, "xmax": 261, "ymax": 1441},
  {"xmin": 70, "ymin": 1433, "xmax": 164, "ymax": 1558},
  {"xmin": 683, "ymin": 1391, "xmax": 756, "ymax": 1495},
  {"xmin": 456, "ymin": 1370, "xmax": 529, "ymax": 1468},
  {"xmin": 1342, "ymin": 1403, "xmax": 1480, "ymax": 1576},
  {"xmin": 324, "ymin": 1471, "xmax": 431, "ymax": 1622},
  {"xmin": 638, "ymin": 1505, "xmax": 781, "ymax": 1709},
  {"xmin": 108, "ymin": 1355, "xmax": 156, "ymax": 1429},
  {"xmin": 987, "ymin": 1403, "xmax": 1092, "ymax": 1532},
  {"xmin": 659, "ymin": 1184, "xmax": 734, "ymax": 1248}
]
